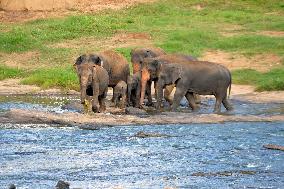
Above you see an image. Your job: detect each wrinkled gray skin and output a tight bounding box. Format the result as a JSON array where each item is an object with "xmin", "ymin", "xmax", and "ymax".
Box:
[
  {"xmin": 127, "ymin": 72, "xmax": 150, "ymax": 108},
  {"xmin": 113, "ymin": 80, "xmax": 127, "ymax": 108},
  {"xmin": 74, "ymin": 55, "xmax": 109, "ymax": 113},
  {"xmin": 140, "ymin": 54, "xmax": 199, "ymax": 106},
  {"xmin": 131, "ymin": 47, "xmax": 166, "ymax": 106},
  {"xmin": 76, "ymin": 50, "xmax": 130, "ymax": 100},
  {"xmin": 131, "ymin": 47, "xmax": 166, "ymax": 74},
  {"xmin": 156, "ymin": 61, "xmax": 233, "ymax": 113}
]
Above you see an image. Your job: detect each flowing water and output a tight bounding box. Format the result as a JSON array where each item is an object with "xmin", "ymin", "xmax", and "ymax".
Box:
[{"xmin": 0, "ymin": 95, "xmax": 284, "ymax": 188}]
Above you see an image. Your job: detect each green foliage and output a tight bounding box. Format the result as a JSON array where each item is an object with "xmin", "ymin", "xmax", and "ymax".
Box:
[
  {"xmin": 232, "ymin": 68, "xmax": 284, "ymax": 91},
  {"xmin": 0, "ymin": 0, "xmax": 283, "ymax": 90},
  {"xmin": 0, "ymin": 65, "xmax": 24, "ymax": 80},
  {"xmin": 21, "ymin": 66, "xmax": 79, "ymax": 90}
]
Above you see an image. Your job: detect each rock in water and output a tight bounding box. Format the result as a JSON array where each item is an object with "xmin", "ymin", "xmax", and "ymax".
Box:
[
  {"xmin": 125, "ymin": 107, "xmax": 147, "ymax": 115},
  {"xmin": 8, "ymin": 184, "xmax": 16, "ymax": 189},
  {"xmin": 55, "ymin": 180, "xmax": 70, "ymax": 189},
  {"xmin": 133, "ymin": 131, "xmax": 170, "ymax": 138},
  {"xmin": 263, "ymin": 144, "xmax": 284, "ymax": 151}
]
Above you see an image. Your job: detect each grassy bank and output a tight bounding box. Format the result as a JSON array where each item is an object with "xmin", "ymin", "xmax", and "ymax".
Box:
[
  {"xmin": 0, "ymin": 0, "xmax": 283, "ymax": 90},
  {"xmin": 0, "ymin": 65, "xmax": 24, "ymax": 80}
]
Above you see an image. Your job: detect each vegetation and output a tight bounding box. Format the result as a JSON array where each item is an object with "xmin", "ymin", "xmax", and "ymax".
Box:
[
  {"xmin": 232, "ymin": 68, "xmax": 284, "ymax": 91},
  {"xmin": 0, "ymin": 0, "xmax": 283, "ymax": 90},
  {"xmin": 0, "ymin": 65, "xmax": 24, "ymax": 80}
]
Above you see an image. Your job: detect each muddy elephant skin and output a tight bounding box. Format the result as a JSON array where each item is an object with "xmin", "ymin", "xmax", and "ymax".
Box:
[
  {"xmin": 156, "ymin": 61, "xmax": 233, "ymax": 113},
  {"xmin": 113, "ymin": 80, "xmax": 127, "ymax": 108},
  {"xmin": 140, "ymin": 54, "xmax": 198, "ymax": 106},
  {"xmin": 74, "ymin": 55, "xmax": 109, "ymax": 113}
]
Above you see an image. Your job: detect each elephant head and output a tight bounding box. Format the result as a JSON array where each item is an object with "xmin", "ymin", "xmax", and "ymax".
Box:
[
  {"xmin": 74, "ymin": 54, "xmax": 100, "ymax": 105},
  {"xmin": 156, "ymin": 64, "xmax": 182, "ymax": 109},
  {"xmin": 131, "ymin": 47, "xmax": 166, "ymax": 74}
]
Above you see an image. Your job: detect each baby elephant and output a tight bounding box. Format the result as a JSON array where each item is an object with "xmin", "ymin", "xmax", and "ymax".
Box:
[
  {"xmin": 113, "ymin": 80, "xmax": 127, "ymax": 108},
  {"xmin": 74, "ymin": 55, "xmax": 109, "ymax": 113},
  {"xmin": 127, "ymin": 72, "xmax": 142, "ymax": 108}
]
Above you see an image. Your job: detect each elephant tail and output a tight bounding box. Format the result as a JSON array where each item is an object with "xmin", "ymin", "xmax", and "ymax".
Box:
[{"xmin": 228, "ymin": 72, "xmax": 232, "ymax": 99}]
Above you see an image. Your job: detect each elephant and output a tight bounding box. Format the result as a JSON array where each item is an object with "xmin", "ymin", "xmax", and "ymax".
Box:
[
  {"xmin": 131, "ymin": 47, "xmax": 166, "ymax": 74},
  {"xmin": 113, "ymin": 80, "xmax": 127, "ymax": 108},
  {"xmin": 74, "ymin": 54, "xmax": 109, "ymax": 113},
  {"xmin": 127, "ymin": 72, "xmax": 151, "ymax": 107},
  {"xmin": 76, "ymin": 50, "xmax": 130, "ymax": 99},
  {"xmin": 140, "ymin": 54, "xmax": 198, "ymax": 106},
  {"xmin": 156, "ymin": 61, "xmax": 233, "ymax": 113}
]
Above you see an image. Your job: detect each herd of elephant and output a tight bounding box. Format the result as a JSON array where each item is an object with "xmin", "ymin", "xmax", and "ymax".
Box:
[{"xmin": 73, "ymin": 47, "xmax": 233, "ymax": 113}]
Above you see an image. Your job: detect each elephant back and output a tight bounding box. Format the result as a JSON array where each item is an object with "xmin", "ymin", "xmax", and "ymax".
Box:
[{"xmin": 99, "ymin": 50, "xmax": 130, "ymax": 87}]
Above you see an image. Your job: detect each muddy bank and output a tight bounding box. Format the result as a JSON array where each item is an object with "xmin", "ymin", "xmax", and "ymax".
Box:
[
  {"xmin": 1, "ymin": 81, "xmax": 284, "ymax": 127},
  {"xmin": 1, "ymin": 108, "xmax": 284, "ymax": 128}
]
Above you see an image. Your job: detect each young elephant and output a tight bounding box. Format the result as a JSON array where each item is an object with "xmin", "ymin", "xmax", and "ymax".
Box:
[
  {"xmin": 127, "ymin": 72, "xmax": 151, "ymax": 107},
  {"xmin": 156, "ymin": 62, "xmax": 233, "ymax": 113},
  {"xmin": 74, "ymin": 56, "xmax": 109, "ymax": 113},
  {"xmin": 113, "ymin": 80, "xmax": 127, "ymax": 108}
]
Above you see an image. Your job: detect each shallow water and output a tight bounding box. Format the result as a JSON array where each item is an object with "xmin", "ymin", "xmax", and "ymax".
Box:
[
  {"xmin": 1, "ymin": 94, "xmax": 284, "ymax": 116},
  {"xmin": 0, "ymin": 122, "xmax": 284, "ymax": 189}
]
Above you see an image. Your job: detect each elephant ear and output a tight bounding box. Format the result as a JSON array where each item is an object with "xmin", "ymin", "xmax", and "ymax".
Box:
[
  {"xmin": 145, "ymin": 50, "xmax": 155, "ymax": 58},
  {"xmin": 90, "ymin": 54, "xmax": 104, "ymax": 66},
  {"xmin": 74, "ymin": 54, "xmax": 87, "ymax": 65},
  {"xmin": 167, "ymin": 64, "xmax": 182, "ymax": 84}
]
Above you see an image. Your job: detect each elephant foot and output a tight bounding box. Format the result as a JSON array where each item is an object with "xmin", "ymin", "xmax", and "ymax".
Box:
[
  {"xmin": 146, "ymin": 101, "xmax": 154, "ymax": 107},
  {"xmin": 92, "ymin": 106, "xmax": 99, "ymax": 113}
]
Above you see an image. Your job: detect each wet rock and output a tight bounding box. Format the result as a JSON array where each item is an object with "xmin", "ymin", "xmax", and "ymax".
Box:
[
  {"xmin": 78, "ymin": 124, "xmax": 100, "ymax": 130},
  {"xmin": 125, "ymin": 107, "xmax": 148, "ymax": 115},
  {"xmin": 8, "ymin": 184, "xmax": 16, "ymax": 189},
  {"xmin": 191, "ymin": 170, "xmax": 256, "ymax": 177},
  {"xmin": 55, "ymin": 180, "xmax": 70, "ymax": 189},
  {"xmin": 61, "ymin": 102, "xmax": 83, "ymax": 113},
  {"xmin": 132, "ymin": 131, "xmax": 171, "ymax": 138},
  {"xmin": 263, "ymin": 144, "xmax": 284, "ymax": 151}
]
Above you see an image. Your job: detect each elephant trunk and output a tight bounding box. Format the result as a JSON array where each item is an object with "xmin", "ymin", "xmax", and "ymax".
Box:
[
  {"xmin": 127, "ymin": 85, "xmax": 132, "ymax": 106},
  {"xmin": 80, "ymin": 76, "xmax": 89, "ymax": 104},
  {"xmin": 140, "ymin": 68, "xmax": 150, "ymax": 106}
]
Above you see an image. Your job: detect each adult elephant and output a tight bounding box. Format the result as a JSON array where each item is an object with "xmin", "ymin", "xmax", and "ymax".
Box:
[
  {"xmin": 73, "ymin": 55, "xmax": 109, "ymax": 113},
  {"xmin": 75, "ymin": 50, "xmax": 130, "ymax": 99},
  {"xmin": 155, "ymin": 61, "xmax": 233, "ymax": 113},
  {"xmin": 140, "ymin": 54, "xmax": 198, "ymax": 106},
  {"xmin": 76, "ymin": 50, "xmax": 130, "ymax": 87},
  {"xmin": 131, "ymin": 47, "xmax": 166, "ymax": 74}
]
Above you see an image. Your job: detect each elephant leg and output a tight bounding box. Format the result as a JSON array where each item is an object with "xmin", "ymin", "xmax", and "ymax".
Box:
[
  {"xmin": 111, "ymin": 87, "xmax": 115, "ymax": 102},
  {"xmin": 154, "ymin": 81, "xmax": 158, "ymax": 100},
  {"xmin": 120, "ymin": 95, "xmax": 126, "ymax": 109},
  {"xmin": 171, "ymin": 86, "xmax": 187, "ymax": 111},
  {"xmin": 193, "ymin": 94, "xmax": 201, "ymax": 104},
  {"xmin": 146, "ymin": 81, "xmax": 153, "ymax": 106},
  {"xmin": 92, "ymin": 96, "xmax": 99, "ymax": 113},
  {"xmin": 185, "ymin": 92, "xmax": 200, "ymax": 112},
  {"xmin": 222, "ymin": 91, "xmax": 233, "ymax": 111},
  {"xmin": 213, "ymin": 93, "xmax": 223, "ymax": 113},
  {"xmin": 164, "ymin": 84, "xmax": 175, "ymax": 105},
  {"xmin": 98, "ymin": 95, "xmax": 106, "ymax": 113}
]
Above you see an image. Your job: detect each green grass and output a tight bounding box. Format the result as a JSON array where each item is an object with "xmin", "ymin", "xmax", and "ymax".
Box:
[
  {"xmin": 0, "ymin": 0, "xmax": 283, "ymax": 90},
  {"xmin": 21, "ymin": 66, "xmax": 79, "ymax": 90},
  {"xmin": 0, "ymin": 65, "xmax": 24, "ymax": 80},
  {"xmin": 232, "ymin": 67, "xmax": 284, "ymax": 91}
]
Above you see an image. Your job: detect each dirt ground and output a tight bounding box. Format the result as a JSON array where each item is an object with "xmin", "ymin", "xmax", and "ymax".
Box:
[{"xmin": 0, "ymin": 0, "xmax": 156, "ymax": 23}]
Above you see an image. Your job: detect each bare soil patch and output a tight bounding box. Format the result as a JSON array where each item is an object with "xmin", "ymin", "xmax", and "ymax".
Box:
[
  {"xmin": 51, "ymin": 31, "xmax": 153, "ymax": 50},
  {"xmin": 0, "ymin": 0, "xmax": 156, "ymax": 23},
  {"xmin": 0, "ymin": 79, "xmax": 40, "ymax": 94},
  {"xmin": 0, "ymin": 51, "xmax": 41, "ymax": 69},
  {"xmin": 201, "ymin": 50, "xmax": 282, "ymax": 72},
  {"xmin": 258, "ymin": 31, "xmax": 284, "ymax": 37}
]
